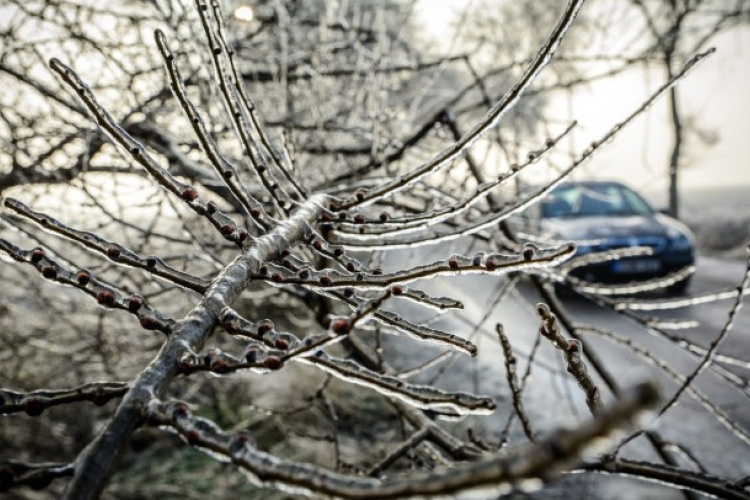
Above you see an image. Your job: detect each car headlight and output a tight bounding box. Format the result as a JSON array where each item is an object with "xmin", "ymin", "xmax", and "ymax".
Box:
[{"xmin": 667, "ymin": 228, "xmax": 692, "ymax": 251}]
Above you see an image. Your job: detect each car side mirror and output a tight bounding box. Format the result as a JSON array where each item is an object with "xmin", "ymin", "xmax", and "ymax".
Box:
[{"xmin": 657, "ymin": 208, "xmax": 672, "ymax": 216}]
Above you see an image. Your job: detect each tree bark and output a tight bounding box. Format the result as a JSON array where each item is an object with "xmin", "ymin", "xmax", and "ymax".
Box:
[
  {"xmin": 666, "ymin": 56, "xmax": 683, "ymax": 218},
  {"xmin": 61, "ymin": 195, "xmax": 327, "ymax": 500}
]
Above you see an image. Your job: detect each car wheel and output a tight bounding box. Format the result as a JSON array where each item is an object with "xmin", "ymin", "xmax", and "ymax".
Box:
[
  {"xmin": 553, "ymin": 282, "xmax": 577, "ymax": 298},
  {"xmin": 666, "ymin": 276, "xmax": 691, "ymax": 295}
]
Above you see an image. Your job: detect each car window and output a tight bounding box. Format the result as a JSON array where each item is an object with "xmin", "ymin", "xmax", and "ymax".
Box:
[
  {"xmin": 621, "ymin": 187, "xmax": 653, "ymax": 215},
  {"xmin": 541, "ymin": 184, "xmax": 653, "ymax": 218}
]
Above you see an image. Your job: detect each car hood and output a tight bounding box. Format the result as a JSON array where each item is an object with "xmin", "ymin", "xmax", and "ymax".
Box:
[{"xmin": 541, "ymin": 215, "xmax": 668, "ymax": 241}]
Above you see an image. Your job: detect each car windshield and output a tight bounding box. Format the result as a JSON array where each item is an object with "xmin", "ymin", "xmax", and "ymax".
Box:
[{"xmin": 541, "ymin": 184, "xmax": 653, "ymax": 218}]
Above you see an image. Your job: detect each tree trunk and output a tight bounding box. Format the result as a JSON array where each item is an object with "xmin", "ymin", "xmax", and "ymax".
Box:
[{"xmin": 666, "ymin": 59, "xmax": 683, "ymax": 218}]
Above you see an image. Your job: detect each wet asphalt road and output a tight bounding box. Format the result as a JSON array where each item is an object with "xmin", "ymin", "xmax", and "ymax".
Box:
[{"xmin": 381, "ymin": 248, "xmax": 750, "ymax": 498}]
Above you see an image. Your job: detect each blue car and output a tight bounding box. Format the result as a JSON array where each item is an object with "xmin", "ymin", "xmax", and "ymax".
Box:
[{"xmin": 526, "ymin": 181, "xmax": 695, "ymax": 292}]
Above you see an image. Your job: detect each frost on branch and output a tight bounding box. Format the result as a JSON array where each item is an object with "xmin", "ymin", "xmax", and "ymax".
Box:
[{"xmin": 0, "ymin": 0, "xmax": 741, "ymax": 499}]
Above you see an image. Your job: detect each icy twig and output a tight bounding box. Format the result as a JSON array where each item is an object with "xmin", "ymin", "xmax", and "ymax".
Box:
[
  {"xmin": 0, "ymin": 239, "xmax": 175, "ymax": 335},
  {"xmin": 258, "ymin": 264, "xmax": 463, "ymax": 311},
  {"xmin": 0, "ymin": 461, "xmax": 74, "ymax": 492},
  {"xmin": 557, "ymin": 246, "xmax": 654, "ymax": 275},
  {"xmin": 143, "ymin": 381, "xmax": 658, "ymax": 499},
  {"xmin": 155, "ymin": 30, "xmax": 275, "ymax": 230},
  {"xmin": 497, "ymin": 324, "xmax": 536, "ymax": 442},
  {"xmin": 500, "ymin": 331, "xmax": 543, "ymax": 448},
  {"xmin": 559, "ymin": 266, "xmax": 695, "ymax": 296},
  {"xmin": 574, "ymin": 324, "xmax": 750, "ymax": 447},
  {"xmin": 297, "ymin": 352, "xmax": 496, "ymax": 415},
  {"xmin": 48, "ymin": 58, "xmax": 247, "ymax": 247},
  {"xmin": 4, "ymin": 198, "xmax": 210, "ymax": 293},
  {"xmin": 614, "ymin": 286, "xmax": 750, "ymax": 311},
  {"xmin": 537, "ymin": 303, "xmax": 603, "ymax": 415},
  {"xmin": 643, "ymin": 318, "xmax": 699, "ymax": 330},
  {"xmin": 397, "ymin": 351, "xmax": 453, "ymax": 379},
  {"xmin": 0, "ymin": 382, "xmax": 128, "ymax": 416},
  {"xmin": 259, "ymin": 244, "xmax": 575, "ymax": 289},
  {"xmin": 335, "ymin": 0, "xmax": 585, "ymax": 210},
  {"xmin": 208, "ymin": 0, "xmax": 308, "ymax": 199},
  {"xmin": 359, "ymin": 305, "xmax": 478, "ymax": 356},
  {"xmin": 331, "ymin": 122, "xmax": 576, "ymax": 235},
  {"xmin": 193, "ymin": 0, "xmax": 295, "ymax": 213}
]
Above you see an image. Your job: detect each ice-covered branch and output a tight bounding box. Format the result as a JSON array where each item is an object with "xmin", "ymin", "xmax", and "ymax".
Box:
[
  {"xmin": 48, "ymin": 58, "xmax": 248, "ymax": 247},
  {"xmin": 331, "ymin": 49, "xmax": 715, "ymax": 250},
  {"xmin": 549, "ymin": 265, "xmax": 695, "ymax": 296},
  {"xmin": 4, "ymin": 198, "xmax": 210, "ymax": 293},
  {"xmin": 143, "ymin": 381, "xmax": 658, "ymax": 499},
  {"xmin": 497, "ymin": 324, "xmax": 536, "ymax": 442},
  {"xmin": 334, "ymin": 0, "xmax": 585, "ymax": 210},
  {"xmin": 259, "ymin": 244, "xmax": 575, "ymax": 289},
  {"xmin": 258, "ymin": 264, "xmax": 463, "ymax": 311},
  {"xmin": 0, "ymin": 382, "xmax": 127, "ymax": 416},
  {"xmin": 0, "ymin": 461, "xmax": 75, "ymax": 492},
  {"xmin": 207, "ymin": 0, "xmax": 308, "ymax": 199},
  {"xmin": 329, "ymin": 122, "xmax": 576, "ymax": 236},
  {"xmin": 155, "ymin": 29, "xmax": 275, "ymax": 230},
  {"xmin": 557, "ymin": 246, "xmax": 654, "ymax": 275},
  {"xmin": 0, "ymin": 239, "xmax": 174, "ymax": 334},
  {"xmin": 347, "ymin": 302, "xmax": 478, "ymax": 356},
  {"xmin": 297, "ymin": 352, "xmax": 496, "ymax": 415},
  {"xmin": 537, "ymin": 303, "xmax": 603, "ymax": 415},
  {"xmin": 614, "ymin": 286, "xmax": 750, "ymax": 311},
  {"xmin": 192, "ymin": 0, "xmax": 296, "ymax": 213}
]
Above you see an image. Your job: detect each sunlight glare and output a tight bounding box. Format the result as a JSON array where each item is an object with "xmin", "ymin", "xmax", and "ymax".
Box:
[{"xmin": 233, "ymin": 5, "xmax": 254, "ymax": 22}]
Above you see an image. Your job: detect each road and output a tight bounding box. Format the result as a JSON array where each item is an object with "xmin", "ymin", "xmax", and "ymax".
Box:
[{"xmin": 381, "ymin": 249, "xmax": 750, "ymax": 499}]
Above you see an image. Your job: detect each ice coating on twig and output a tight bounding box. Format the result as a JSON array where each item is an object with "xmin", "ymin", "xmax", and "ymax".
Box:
[
  {"xmin": 143, "ymin": 381, "xmax": 658, "ymax": 499},
  {"xmin": 537, "ymin": 303, "xmax": 603, "ymax": 415},
  {"xmin": 206, "ymin": 0, "xmax": 307, "ymax": 199},
  {"xmin": 331, "ymin": 49, "xmax": 715, "ymax": 250},
  {"xmin": 335, "ymin": 0, "xmax": 585, "ymax": 210},
  {"xmin": 155, "ymin": 29, "xmax": 275, "ymax": 230},
  {"xmin": 297, "ymin": 352, "xmax": 496, "ymax": 415},
  {"xmin": 48, "ymin": 58, "xmax": 248, "ymax": 247},
  {"xmin": 0, "ymin": 239, "xmax": 175, "ymax": 335},
  {"xmin": 5, "ymin": 198, "xmax": 210, "ymax": 293},
  {"xmin": 257, "ymin": 263, "xmax": 463, "ymax": 311},
  {"xmin": 192, "ymin": 0, "xmax": 296, "ymax": 215},
  {"xmin": 330, "ymin": 122, "xmax": 576, "ymax": 236},
  {"xmin": 0, "ymin": 382, "xmax": 127, "ymax": 416},
  {"xmin": 559, "ymin": 266, "xmax": 695, "ymax": 296},
  {"xmin": 497, "ymin": 324, "xmax": 535, "ymax": 441},
  {"xmin": 557, "ymin": 246, "xmax": 654, "ymax": 275}
]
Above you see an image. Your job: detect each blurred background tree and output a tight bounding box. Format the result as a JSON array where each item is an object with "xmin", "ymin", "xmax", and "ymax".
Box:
[{"xmin": 1, "ymin": 1, "xmax": 750, "ymax": 499}]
